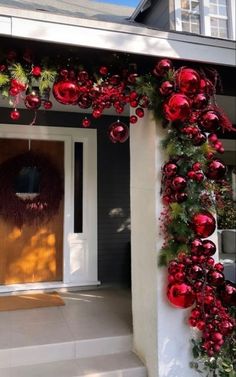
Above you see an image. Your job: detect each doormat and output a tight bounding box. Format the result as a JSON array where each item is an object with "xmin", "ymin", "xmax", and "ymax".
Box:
[{"xmin": 0, "ymin": 292, "xmax": 65, "ymax": 312}]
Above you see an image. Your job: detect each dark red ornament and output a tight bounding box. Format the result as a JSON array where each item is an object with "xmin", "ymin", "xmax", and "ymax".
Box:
[
  {"xmin": 192, "ymin": 132, "xmax": 207, "ymax": 146},
  {"xmin": 193, "ymin": 93, "xmax": 209, "ymax": 109},
  {"xmin": 82, "ymin": 117, "xmax": 91, "ymax": 128},
  {"xmin": 191, "ymin": 212, "xmax": 216, "ymax": 238},
  {"xmin": 135, "ymin": 108, "xmax": 144, "ymax": 118},
  {"xmin": 205, "ymin": 159, "xmax": 226, "ymax": 180},
  {"xmin": 10, "ymin": 109, "xmax": 20, "ymax": 120},
  {"xmin": 153, "ymin": 59, "xmax": 173, "ymax": 77},
  {"xmin": 207, "ymin": 271, "xmax": 225, "ymax": 286},
  {"xmin": 175, "ymin": 192, "xmax": 188, "ymax": 203},
  {"xmin": 190, "ymin": 238, "xmax": 203, "ymax": 255},
  {"xmin": 176, "ymin": 68, "xmax": 201, "ymax": 95},
  {"xmin": 199, "ymin": 111, "xmax": 220, "ymax": 132},
  {"xmin": 159, "ymin": 81, "xmax": 174, "ymax": 96},
  {"xmin": 25, "ymin": 91, "xmax": 41, "ymax": 110},
  {"xmin": 43, "ymin": 100, "xmax": 52, "ymax": 110},
  {"xmin": 108, "ymin": 121, "xmax": 129, "ymax": 143},
  {"xmin": 163, "ymin": 162, "xmax": 178, "ymax": 177},
  {"xmin": 171, "ymin": 176, "xmax": 187, "ymax": 191},
  {"xmin": 130, "ymin": 115, "xmax": 138, "ymax": 124},
  {"xmin": 167, "ymin": 283, "xmax": 195, "ymax": 308},
  {"xmin": 163, "ymin": 94, "xmax": 191, "ymax": 122},
  {"xmin": 219, "ymin": 281, "xmax": 236, "ymax": 306},
  {"xmin": 32, "ymin": 66, "xmax": 42, "ymax": 77},
  {"xmin": 202, "ymin": 240, "xmax": 216, "ymax": 256},
  {"xmin": 53, "ymin": 80, "xmax": 80, "ymax": 105},
  {"xmin": 99, "ymin": 66, "xmax": 108, "ymax": 75}
]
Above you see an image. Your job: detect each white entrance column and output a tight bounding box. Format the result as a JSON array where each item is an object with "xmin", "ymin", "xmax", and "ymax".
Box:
[{"xmin": 130, "ymin": 111, "xmax": 199, "ymax": 377}]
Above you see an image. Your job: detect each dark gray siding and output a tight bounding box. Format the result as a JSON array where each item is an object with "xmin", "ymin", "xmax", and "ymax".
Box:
[
  {"xmin": 0, "ymin": 108, "xmax": 131, "ymax": 286},
  {"xmin": 134, "ymin": 0, "xmax": 170, "ymax": 30}
]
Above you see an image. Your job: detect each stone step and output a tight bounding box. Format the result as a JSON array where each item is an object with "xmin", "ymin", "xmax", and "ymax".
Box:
[
  {"xmin": 0, "ymin": 335, "xmax": 133, "ymax": 368},
  {"xmin": 0, "ymin": 352, "xmax": 147, "ymax": 377}
]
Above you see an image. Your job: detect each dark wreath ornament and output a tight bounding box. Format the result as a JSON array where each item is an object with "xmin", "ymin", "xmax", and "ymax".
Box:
[{"xmin": 0, "ymin": 151, "xmax": 63, "ymax": 227}]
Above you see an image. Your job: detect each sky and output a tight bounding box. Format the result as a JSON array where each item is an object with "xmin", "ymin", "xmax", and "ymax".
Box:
[{"xmin": 96, "ymin": 0, "xmax": 140, "ymax": 6}]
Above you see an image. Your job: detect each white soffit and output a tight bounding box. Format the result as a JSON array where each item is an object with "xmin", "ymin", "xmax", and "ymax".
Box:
[{"xmin": 0, "ymin": 7, "xmax": 235, "ymax": 67}]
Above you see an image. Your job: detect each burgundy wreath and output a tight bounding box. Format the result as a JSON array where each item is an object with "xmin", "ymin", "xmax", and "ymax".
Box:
[{"xmin": 0, "ymin": 151, "xmax": 63, "ymax": 227}]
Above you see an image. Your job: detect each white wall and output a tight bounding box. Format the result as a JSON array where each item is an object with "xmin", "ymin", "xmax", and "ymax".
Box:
[{"xmin": 130, "ymin": 111, "xmax": 200, "ymax": 377}]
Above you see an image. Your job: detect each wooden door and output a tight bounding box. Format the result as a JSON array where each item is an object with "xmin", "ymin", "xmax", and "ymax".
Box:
[{"xmin": 0, "ymin": 139, "xmax": 64, "ymax": 285}]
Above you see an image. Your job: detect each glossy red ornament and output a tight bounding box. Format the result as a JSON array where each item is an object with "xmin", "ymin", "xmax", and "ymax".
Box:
[
  {"xmin": 108, "ymin": 121, "xmax": 129, "ymax": 143},
  {"xmin": 53, "ymin": 80, "xmax": 80, "ymax": 105},
  {"xmin": 220, "ymin": 320, "xmax": 234, "ymax": 336},
  {"xmin": 191, "ymin": 212, "xmax": 216, "ymax": 238},
  {"xmin": 192, "ymin": 162, "xmax": 201, "ymax": 171},
  {"xmin": 92, "ymin": 108, "xmax": 102, "ymax": 118},
  {"xmin": 43, "ymin": 100, "xmax": 52, "ymax": 110},
  {"xmin": 78, "ymin": 94, "xmax": 92, "ymax": 109},
  {"xmin": 202, "ymin": 240, "xmax": 216, "ymax": 256},
  {"xmin": 189, "ymin": 265, "xmax": 204, "ymax": 280},
  {"xmin": 163, "ymin": 162, "xmax": 178, "ymax": 177},
  {"xmin": 78, "ymin": 70, "xmax": 89, "ymax": 82},
  {"xmin": 135, "ymin": 108, "xmax": 144, "ymax": 118},
  {"xmin": 207, "ymin": 270, "xmax": 225, "ymax": 286},
  {"xmin": 99, "ymin": 66, "xmax": 108, "ymax": 75},
  {"xmin": 153, "ymin": 59, "xmax": 173, "ymax": 76},
  {"xmin": 171, "ymin": 176, "xmax": 187, "ymax": 191},
  {"xmin": 130, "ymin": 115, "xmax": 138, "ymax": 124},
  {"xmin": 167, "ymin": 283, "xmax": 195, "ymax": 308},
  {"xmin": 199, "ymin": 111, "xmax": 220, "ymax": 132},
  {"xmin": 128, "ymin": 73, "xmax": 138, "ymax": 84},
  {"xmin": 176, "ymin": 68, "xmax": 201, "ymax": 95},
  {"xmin": 32, "ymin": 66, "xmax": 42, "ymax": 77},
  {"xmin": 163, "ymin": 94, "xmax": 191, "ymax": 122},
  {"xmin": 82, "ymin": 117, "xmax": 91, "ymax": 128},
  {"xmin": 190, "ymin": 238, "xmax": 203, "ymax": 255},
  {"xmin": 159, "ymin": 81, "xmax": 174, "ymax": 96},
  {"xmin": 175, "ymin": 192, "xmax": 188, "ymax": 203},
  {"xmin": 10, "ymin": 109, "xmax": 20, "ymax": 120},
  {"xmin": 205, "ymin": 159, "xmax": 226, "ymax": 180},
  {"xmin": 24, "ymin": 91, "xmax": 41, "ymax": 109},
  {"xmin": 193, "ymin": 93, "xmax": 209, "ymax": 109},
  {"xmin": 192, "ymin": 132, "xmax": 207, "ymax": 146},
  {"xmin": 219, "ymin": 281, "xmax": 236, "ymax": 306}
]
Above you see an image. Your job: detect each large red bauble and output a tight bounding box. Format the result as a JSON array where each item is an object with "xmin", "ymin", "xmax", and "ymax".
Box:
[
  {"xmin": 24, "ymin": 92, "xmax": 41, "ymax": 109},
  {"xmin": 171, "ymin": 176, "xmax": 187, "ymax": 191},
  {"xmin": 163, "ymin": 94, "xmax": 191, "ymax": 122},
  {"xmin": 176, "ymin": 68, "xmax": 201, "ymax": 95},
  {"xmin": 153, "ymin": 59, "xmax": 172, "ymax": 76},
  {"xmin": 159, "ymin": 81, "xmax": 174, "ymax": 96},
  {"xmin": 108, "ymin": 121, "xmax": 129, "ymax": 143},
  {"xmin": 163, "ymin": 162, "xmax": 178, "ymax": 177},
  {"xmin": 202, "ymin": 240, "xmax": 216, "ymax": 256},
  {"xmin": 191, "ymin": 212, "xmax": 216, "ymax": 238},
  {"xmin": 219, "ymin": 281, "xmax": 236, "ymax": 306},
  {"xmin": 53, "ymin": 80, "xmax": 80, "ymax": 105},
  {"xmin": 199, "ymin": 111, "xmax": 220, "ymax": 132},
  {"xmin": 167, "ymin": 283, "xmax": 195, "ymax": 308},
  {"xmin": 205, "ymin": 159, "xmax": 226, "ymax": 180}
]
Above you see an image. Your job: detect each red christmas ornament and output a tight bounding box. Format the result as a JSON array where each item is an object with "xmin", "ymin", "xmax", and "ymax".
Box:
[
  {"xmin": 92, "ymin": 108, "xmax": 102, "ymax": 118},
  {"xmin": 130, "ymin": 115, "xmax": 138, "ymax": 124},
  {"xmin": 167, "ymin": 283, "xmax": 195, "ymax": 308},
  {"xmin": 53, "ymin": 80, "xmax": 80, "ymax": 105},
  {"xmin": 43, "ymin": 100, "xmax": 52, "ymax": 110},
  {"xmin": 32, "ymin": 66, "xmax": 42, "ymax": 77},
  {"xmin": 199, "ymin": 111, "xmax": 220, "ymax": 132},
  {"xmin": 192, "ymin": 132, "xmax": 207, "ymax": 146},
  {"xmin": 163, "ymin": 94, "xmax": 191, "ymax": 122},
  {"xmin": 171, "ymin": 176, "xmax": 187, "ymax": 191},
  {"xmin": 25, "ymin": 91, "xmax": 41, "ymax": 110},
  {"xmin": 99, "ymin": 66, "xmax": 108, "ymax": 75},
  {"xmin": 78, "ymin": 94, "xmax": 92, "ymax": 109},
  {"xmin": 176, "ymin": 68, "xmax": 201, "ymax": 95},
  {"xmin": 190, "ymin": 238, "xmax": 203, "ymax": 255},
  {"xmin": 193, "ymin": 93, "xmax": 209, "ymax": 109},
  {"xmin": 153, "ymin": 59, "xmax": 173, "ymax": 77},
  {"xmin": 163, "ymin": 162, "xmax": 178, "ymax": 177},
  {"xmin": 128, "ymin": 73, "xmax": 138, "ymax": 84},
  {"xmin": 82, "ymin": 117, "xmax": 91, "ymax": 128},
  {"xmin": 202, "ymin": 240, "xmax": 216, "ymax": 256},
  {"xmin": 108, "ymin": 121, "xmax": 129, "ymax": 143},
  {"xmin": 205, "ymin": 159, "xmax": 226, "ymax": 180},
  {"xmin": 219, "ymin": 281, "xmax": 236, "ymax": 306},
  {"xmin": 10, "ymin": 109, "xmax": 20, "ymax": 120},
  {"xmin": 191, "ymin": 212, "xmax": 216, "ymax": 238},
  {"xmin": 159, "ymin": 81, "xmax": 174, "ymax": 96},
  {"xmin": 78, "ymin": 70, "xmax": 89, "ymax": 82},
  {"xmin": 135, "ymin": 108, "xmax": 144, "ymax": 118},
  {"xmin": 207, "ymin": 271, "xmax": 225, "ymax": 286},
  {"xmin": 175, "ymin": 192, "xmax": 188, "ymax": 203}
]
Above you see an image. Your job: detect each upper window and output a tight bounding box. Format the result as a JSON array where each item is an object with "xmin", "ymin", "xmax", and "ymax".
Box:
[
  {"xmin": 209, "ymin": 0, "xmax": 229, "ymax": 38},
  {"xmin": 180, "ymin": 0, "xmax": 201, "ymax": 34}
]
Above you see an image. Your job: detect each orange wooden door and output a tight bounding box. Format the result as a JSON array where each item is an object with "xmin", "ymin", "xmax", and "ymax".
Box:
[{"xmin": 0, "ymin": 139, "xmax": 64, "ymax": 285}]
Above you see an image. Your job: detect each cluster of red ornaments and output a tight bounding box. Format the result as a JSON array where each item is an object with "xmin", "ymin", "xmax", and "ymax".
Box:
[{"xmin": 157, "ymin": 58, "xmax": 235, "ymax": 356}]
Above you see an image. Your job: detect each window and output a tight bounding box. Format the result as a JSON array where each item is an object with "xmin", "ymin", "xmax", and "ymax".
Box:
[
  {"xmin": 180, "ymin": 0, "xmax": 201, "ymax": 34},
  {"xmin": 209, "ymin": 0, "xmax": 229, "ymax": 38}
]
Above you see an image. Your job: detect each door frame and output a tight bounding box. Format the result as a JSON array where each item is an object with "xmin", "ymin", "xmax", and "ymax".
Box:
[{"xmin": 0, "ymin": 124, "xmax": 99, "ymax": 293}]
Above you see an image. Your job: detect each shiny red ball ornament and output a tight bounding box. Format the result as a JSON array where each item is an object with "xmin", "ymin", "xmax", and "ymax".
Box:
[
  {"xmin": 193, "ymin": 93, "xmax": 209, "ymax": 109},
  {"xmin": 219, "ymin": 281, "xmax": 236, "ymax": 306},
  {"xmin": 43, "ymin": 100, "xmax": 52, "ymax": 110},
  {"xmin": 99, "ymin": 66, "xmax": 108, "ymax": 75},
  {"xmin": 130, "ymin": 115, "xmax": 138, "ymax": 124},
  {"xmin": 220, "ymin": 320, "xmax": 234, "ymax": 336},
  {"xmin": 154, "ymin": 59, "xmax": 173, "ymax": 77},
  {"xmin": 78, "ymin": 70, "xmax": 89, "ymax": 82},
  {"xmin": 199, "ymin": 111, "xmax": 220, "ymax": 132},
  {"xmin": 24, "ymin": 91, "xmax": 41, "ymax": 109},
  {"xmin": 32, "ymin": 66, "xmax": 42, "ymax": 77},
  {"xmin": 192, "ymin": 162, "xmax": 201, "ymax": 171},
  {"xmin": 175, "ymin": 192, "xmax": 188, "ymax": 203},
  {"xmin": 128, "ymin": 73, "xmax": 138, "ymax": 84},
  {"xmin": 192, "ymin": 132, "xmax": 207, "ymax": 146},
  {"xmin": 171, "ymin": 176, "xmax": 187, "ymax": 191},
  {"xmin": 163, "ymin": 162, "xmax": 178, "ymax": 177},
  {"xmin": 163, "ymin": 94, "xmax": 191, "ymax": 122},
  {"xmin": 191, "ymin": 212, "xmax": 216, "ymax": 238},
  {"xmin": 167, "ymin": 283, "xmax": 195, "ymax": 308},
  {"xmin": 10, "ymin": 109, "xmax": 20, "ymax": 120},
  {"xmin": 135, "ymin": 108, "xmax": 144, "ymax": 118},
  {"xmin": 108, "ymin": 121, "xmax": 129, "ymax": 144},
  {"xmin": 176, "ymin": 68, "xmax": 201, "ymax": 95},
  {"xmin": 205, "ymin": 159, "xmax": 226, "ymax": 180},
  {"xmin": 202, "ymin": 240, "xmax": 216, "ymax": 256},
  {"xmin": 82, "ymin": 117, "xmax": 91, "ymax": 128},
  {"xmin": 53, "ymin": 80, "xmax": 80, "ymax": 105},
  {"xmin": 190, "ymin": 238, "xmax": 203, "ymax": 255},
  {"xmin": 92, "ymin": 108, "xmax": 102, "ymax": 118},
  {"xmin": 159, "ymin": 81, "xmax": 174, "ymax": 96},
  {"xmin": 207, "ymin": 271, "xmax": 225, "ymax": 286}
]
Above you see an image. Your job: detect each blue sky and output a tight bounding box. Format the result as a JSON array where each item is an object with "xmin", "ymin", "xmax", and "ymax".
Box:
[{"xmin": 96, "ymin": 0, "xmax": 140, "ymax": 6}]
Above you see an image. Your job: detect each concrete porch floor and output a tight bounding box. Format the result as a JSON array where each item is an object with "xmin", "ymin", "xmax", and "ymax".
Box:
[{"xmin": 0, "ymin": 288, "xmax": 146, "ymax": 376}]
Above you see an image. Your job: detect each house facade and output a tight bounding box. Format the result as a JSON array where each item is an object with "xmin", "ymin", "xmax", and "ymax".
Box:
[{"xmin": 0, "ymin": 1, "xmax": 235, "ymax": 376}]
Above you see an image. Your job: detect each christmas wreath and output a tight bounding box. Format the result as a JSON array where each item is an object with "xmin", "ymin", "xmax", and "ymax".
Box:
[{"xmin": 0, "ymin": 151, "xmax": 63, "ymax": 228}]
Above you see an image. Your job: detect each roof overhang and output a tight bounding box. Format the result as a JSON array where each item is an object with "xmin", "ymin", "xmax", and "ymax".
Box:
[{"xmin": 0, "ymin": 6, "xmax": 235, "ymax": 67}]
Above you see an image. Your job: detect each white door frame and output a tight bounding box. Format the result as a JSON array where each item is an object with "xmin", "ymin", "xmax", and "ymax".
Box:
[{"xmin": 0, "ymin": 124, "xmax": 99, "ymax": 293}]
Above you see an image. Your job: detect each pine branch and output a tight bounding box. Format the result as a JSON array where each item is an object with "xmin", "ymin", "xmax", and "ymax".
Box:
[
  {"xmin": 9, "ymin": 63, "xmax": 28, "ymax": 84},
  {"xmin": 0, "ymin": 73, "xmax": 10, "ymax": 87},
  {"xmin": 38, "ymin": 69, "xmax": 57, "ymax": 94}
]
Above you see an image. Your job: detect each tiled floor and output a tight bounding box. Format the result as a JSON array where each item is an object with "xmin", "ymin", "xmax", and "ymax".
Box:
[{"xmin": 0, "ymin": 288, "xmax": 132, "ymax": 349}]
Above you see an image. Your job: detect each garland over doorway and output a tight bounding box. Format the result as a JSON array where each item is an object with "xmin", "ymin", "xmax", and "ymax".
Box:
[{"xmin": 0, "ymin": 49, "xmax": 235, "ymax": 376}]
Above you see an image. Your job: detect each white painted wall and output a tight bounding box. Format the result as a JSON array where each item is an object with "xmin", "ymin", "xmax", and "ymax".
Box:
[{"xmin": 130, "ymin": 112, "xmax": 201, "ymax": 377}]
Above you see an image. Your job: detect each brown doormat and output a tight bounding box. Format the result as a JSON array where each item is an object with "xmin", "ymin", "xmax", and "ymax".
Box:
[{"xmin": 0, "ymin": 292, "xmax": 65, "ymax": 312}]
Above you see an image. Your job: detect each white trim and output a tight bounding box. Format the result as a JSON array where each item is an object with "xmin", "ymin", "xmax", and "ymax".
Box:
[{"xmin": 0, "ymin": 125, "xmax": 99, "ymax": 293}]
